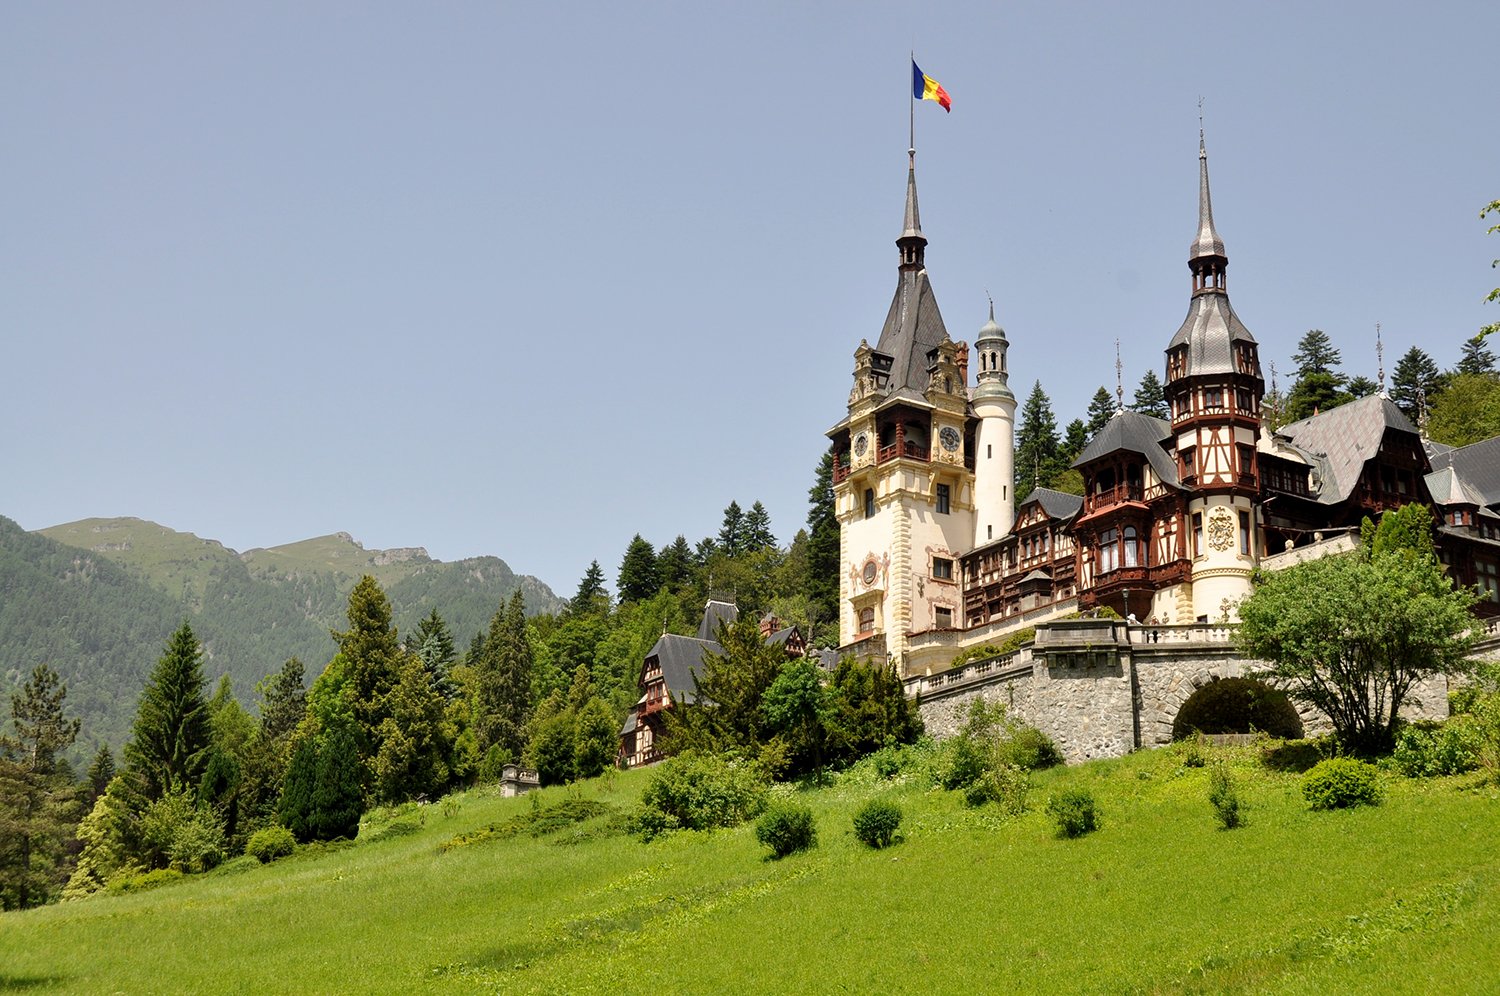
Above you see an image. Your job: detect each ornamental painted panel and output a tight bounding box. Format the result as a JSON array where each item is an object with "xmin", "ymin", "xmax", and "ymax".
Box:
[{"xmin": 1207, "ymin": 507, "xmax": 1235, "ymax": 552}]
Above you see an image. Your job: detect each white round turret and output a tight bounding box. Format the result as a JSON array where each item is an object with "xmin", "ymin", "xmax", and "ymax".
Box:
[{"xmin": 972, "ymin": 304, "xmax": 1017, "ymax": 546}]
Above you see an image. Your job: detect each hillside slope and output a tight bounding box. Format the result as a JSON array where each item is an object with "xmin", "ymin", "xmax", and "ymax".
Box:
[{"xmin": 8, "ymin": 516, "xmax": 564, "ymax": 755}]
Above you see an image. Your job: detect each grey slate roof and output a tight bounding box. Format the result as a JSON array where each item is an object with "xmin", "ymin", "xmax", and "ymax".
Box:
[
  {"xmin": 1430, "ymin": 436, "xmax": 1500, "ymax": 509},
  {"xmin": 767, "ymin": 626, "xmax": 798, "ymax": 648},
  {"xmin": 1190, "ymin": 140, "xmax": 1226, "ymax": 261},
  {"xmin": 1425, "ymin": 466, "xmax": 1487, "ymax": 508},
  {"xmin": 1072, "ymin": 410, "xmax": 1179, "ymax": 488},
  {"xmin": 1279, "ymin": 395, "xmax": 1422, "ymax": 505},
  {"xmin": 697, "ymin": 599, "xmax": 739, "ymax": 641},
  {"xmin": 646, "ymin": 633, "xmax": 723, "ymax": 705},
  {"xmin": 873, "ymin": 269, "xmax": 950, "ymax": 394},
  {"xmin": 1028, "ymin": 488, "xmax": 1083, "ymax": 522},
  {"xmin": 1165, "ymin": 292, "xmax": 1256, "ymax": 377}
]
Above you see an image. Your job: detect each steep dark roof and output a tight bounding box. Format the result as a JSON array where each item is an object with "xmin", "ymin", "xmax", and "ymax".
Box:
[
  {"xmin": 1279, "ymin": 395, "xmax": 1422, "ymax": 505},
  {"xmin": 1425, "ymin": 466, "xmax": 1486, "ymax": 508},
  {"xmin": 1028, "ymin": 488, "xmax": 1083, "ymax": 522},
  {"xmin": 1073, "ymin": 410, "xmax": 1179, "ymax": 487},
  {"xmin": 1430, "ymin": 435, "xmax": 1500, "ymax": 508},
  {"xmin": 1166, "ymin": 293, "xmax": 1257, "ymax": 377},
  {"xmin": 767, "ymin": 626, "xmax": 799, "ymax": 647},
  {"xmin": 697, "ymin": 599, "xmax": 739, "ymax": 641},
  {"xmin": 872, "ymin": 269, "xmax": 950, "ymax": 394},
  {"xmin": 646, "ymin": 633, "xmax": 722, "ymax": 705}
]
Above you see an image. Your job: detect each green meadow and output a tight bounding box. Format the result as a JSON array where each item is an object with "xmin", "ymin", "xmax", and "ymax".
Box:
[{"xmin": 4, "ymin": 746, "xmax": 1499, "ymax": 994}]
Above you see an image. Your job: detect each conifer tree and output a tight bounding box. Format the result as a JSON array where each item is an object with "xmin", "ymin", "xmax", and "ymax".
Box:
[
  {"xmin": 310, "ymin": 719, "xmax": 363, "ymax": 840},
  {"xmin": 1292, "ymin": 329, "xmax": 1342, "ymax": 374},
  {"xmin": 333, "ymin": 576, "xmax": 402, "ymax": 754},
  {"xmin": 410, "ymin": 609, "xmax": 459, "ymax": 703},
  {"xmin": 278, "ymin": 736, "xmax": 318, "ymax": 842},
  {"xmin": 1130, "ymin": 370, "xmax": 1169, "ymax": 419},
  {"xmin": 1286, "ymin": 329, "xmax": 1352, "ymax": 422},
  {"xmin": 743, "ymin": 501, "xmax": 776, "ymax": 552},
  {"xmin": 85, "ymin": 746, "xmax": 115, "ymax": 805},
  {"xmin": 258, "ymin": 657, "xmax": 308, "ymax": 743},
  {"xmin": 617, "ymin": 535, "xmax": 661, "ymax": 603},
  {"xmin": 1458, "ymin": 335, "xmax": 1496, "ymax": 375},
  {"xmin": 475, "ymin": 591, "xmax": 533, "ymax": 763},
  {"xmin": 1085, "ymin": 386, "xmax": 1116, "ymax": 434},
  {"xmin": 1014, "ymin": 380, "xmax": 1063, "ymax": 502},
  {"xmin": 805, "ymin": 452, "xmax": 840, "ymax": 627},
  {"xmin": 0, "ymin": 665, "xmax": 82, "ymax": 909},
  {"xmin": 372, "ymin": 653, "xmax": 453, "ymax": 803},
  {"xmin": 124, "ymin": 622, "xmax": 212, "ymax": 801},
  {"xmin": 1347, "ymin": 375, "xmax": 1379, "ymax": 399},
  {"xmin": 656, "ymin": 535, "xmax": 695, "ymax": 593},
  {"xmin": 718, "ymin": 501, "xmax": 747, "ymax": 557},
  {"xmin": 570, "ymin": 561, "xmax": 609, "ymax": 615},
  {"xmin": 1060, "ymin": 418, "xmax": 1090, "ymax": 464},
  {"xmin": 1390, "ymin": 346, "xmax": 1444, "ymax": 423}
]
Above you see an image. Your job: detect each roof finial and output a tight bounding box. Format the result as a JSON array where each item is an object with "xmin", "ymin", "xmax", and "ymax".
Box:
[
  {"xmin": 1190, "ymin": 103, "xmax": 1226, "ymax": 263},
  {"xmin": 1115, "ymin": 338, "xmax": 1125, "ymax": 412},
  {"xmin": 986, "ymin": 290, "xmax": 994, "ymax": 322},
  {"xmin": 1376, "ymin": 322, "xmax": 1388, "ymax": 397},
  {"xmin": 1198, "ymin": 96, "xmax": 1205, "ymax": 152}
]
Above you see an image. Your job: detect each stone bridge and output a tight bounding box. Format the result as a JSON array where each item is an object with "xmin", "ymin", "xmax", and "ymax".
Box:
[{"xmin": 908, "ymin": 617, "xmax": 1500, "ymax": 762}]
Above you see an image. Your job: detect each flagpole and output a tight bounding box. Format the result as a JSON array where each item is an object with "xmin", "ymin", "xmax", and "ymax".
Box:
[{"xmin": 908, "ymin": 51, "xmax": 915, "ymax": 155}]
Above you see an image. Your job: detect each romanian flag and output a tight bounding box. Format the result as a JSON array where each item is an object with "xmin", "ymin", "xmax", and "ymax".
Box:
[{"xmin": 912, "ymin": 60, "xmax": 951, "ymax": 112}]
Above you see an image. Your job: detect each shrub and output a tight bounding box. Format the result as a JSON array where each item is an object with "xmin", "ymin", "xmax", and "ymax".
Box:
[
  {"xmin": 996, "ymin": 725, "xmax": 1063, "ymax": 771},
  {"xmin": 852, "ymin": 799, "xmax": 902, "ymax": 849},
  {"xmin": 754, "ymin": 802, "xmax": 817, "ymax": 859},
  {"xmin": 1260, "ymin": 737, "xmax": 1331, "ymax": 773},
  {"xmin": 1046, "ymin": 788, "xmax": 1100, "ymax": 838},
  {"xmin": 1172, "ymin": 677, "xmax": 1304, "ymax": 741},
  {"xmin": 963, "ymin": 764, "xmax": 1030, "ymax": 815},
  {"xmin": 1302, "ymin": 758, "xmax": 1382, "ymax": 810},
  {"xmin": 633, "ymin": 753, "xmax": 768, "ymax": 841},
  {"xmin": 245, "ymin": 826, "xmax": 297, "ymax": 864},
  {"xmin": 1178, "ymin": 731, "xmax": 1209, "ymax": 768},
  {"xmin": 1207, "ymin": 764, "xmax": 1243, "ymax": 830},
  {"xmin": 871, "ymin": 747, "xmax": 903, "ymax": 780},
  {"xmin": 1391, "ymin": 720, "xmax": 1479, "ymax": 778},
  {"xmin": 934, "ymin": 736, "xmax": 987, "ymax": 791},
  {"xmin": 105, "ymin": 867, "xmax": 184, "ymax": 895}
]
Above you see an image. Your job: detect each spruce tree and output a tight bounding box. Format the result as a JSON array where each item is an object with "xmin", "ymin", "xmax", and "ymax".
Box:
[
  {"xmin": 805, "ymin": 452, "xmax": 840, "ymax": 627},
  {"xmin": 1130, "ymin": 370, "xmax": 1169, "ymax": 419},
  {"xmin": 0, "ymin": 665, "xmax": 82, "ymax": 909},
  {"xmin": 743, "ymin": 501, "xmax": 776, "ymax": 552},
  {"xmin": 1085, "ymin": 386, "xmax": 1116, "ymax": 434},
  {"xmin": 85, "ymin": 746, "xmax": 115, "ymax": 804},
  {"xmin": 570, "ymin": 561, "xmax": 609, "ymax": 615},
  {"xmin": 372, "ymin": 654, "xmax": 452, "ymax": 803},
  {"xmin": 258, "ymin": 657, "xmax": 308, "ymax": 743},
  {"xmin": 1292, "ymin": 329, "xmax": 1342, "ymax": 375},
  {"xmin": 310, "ymin": 719, "xmax": 363, "ymax": 841},
  {"xmin": 410, "ymin": 609, "xmax": 458, "ymax": 703},
  {"xmin": 1458, "ymin": 335, "xmax": 1496, "ymax": 375},
  {"xmin": 475, "ymin": 591, "xmax": 533, "ymax": 762},
  {"xmin": 718, "ymin": 501, "xmax": 747, "ymax": 557},
  {"xmin": 656, "ymin": 535, "xmax": 695, "ymax": 593},
  {"xmin": 1286, "ymin": 330, "xmax": 1352, "ymax": 421},
  {"xmin": 1347, "ymin": 375, "xmax": 1379, "ymax": 399},
  {"xmin": 1060, "ymin": 418, "xmax": 1090, "ymax": 464},
  {"xmin": 278, "ymin": 736, "xmax": 317, "ymax": 842},
  {"xmin": 124, "ymin": 622, "xmax": 212, "ymax": 801},
  {"xmin": 1014, "ymin": 380, "xmax": 1062, "ymax": 502},
  {"xmin": 1390, "ymin": 346, "xmax": 1443, "ymax": 423},
  {"xmin": 333, "ymin": 576, "xmax": 402, "ymax": 754},
  {"xmin": 617, "ymin": 535, "xmax": 661, "ymax": 603}
]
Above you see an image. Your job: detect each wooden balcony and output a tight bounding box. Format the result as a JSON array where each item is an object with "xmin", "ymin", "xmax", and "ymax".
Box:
[
  {"xmin": 1084, "ymin": 483, "xmax": 1144, "ymax": 513},
  {"xmin": 878, "ymin": 441, "xmax": 929, "ymax": 463}
]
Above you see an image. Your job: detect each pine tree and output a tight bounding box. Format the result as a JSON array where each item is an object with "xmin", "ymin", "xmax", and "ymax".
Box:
[
  {"xmin": 718, "ymin": 501, "xmax": 747, "ymax": 557},
  {"xmin": 1292, "ymin": 329, "xmax": 1342, "ymax": 375},
  {"xmin": 656, "ymin": 535, "xmax": 695, "ymax": 593},
  {"xmin": 1347, "ymin": 375, "xmax": 1379, "ymax": 399},
  {"xmin": 1130, "ymin": 370, "xmax": 1169, "ymax": 419},
  {"xmin": 333, "ymin": 576, "xmax": 402, "ymax": 755},
  {"xmin": 0, "ymin": 665, "xmax": 82, "ymax": 909},
  {"xmin": 411, "ymin": 609, "xmax": 459, "ymax": 703},
  {"xmin": 743, "ymin": 501, "xmax": 776, "ymax": 552},
  {"xmin": 124, "ymin": 622, "xmax": 212, "ymax": 801},
  {"xmin": 85, "ymin": 746, "xmax": 115, "ymax": 804},
  {"xmin": 1014, "ymin": 380, "xmax": 1062, "ymax": 502},
  {"xmin": 1060, "ymin": 418, "xmax": 1090, "ymax": 464},
  {"xmin": 1085, "ymin": 386, "xmax": 1116, "ymax": 434},
  {"xmin": 1390, "ymin": 346, "xmax": 1444, "ymax": 423},
  {"xmin": 805, "ymin": 452, "xmax": 839, "ymax": 628},
  {"xmin": 475, "ymin": 591, "xmax": 533, "ymax": 762},
  {"xmin": 258, "ymin": 657, "xmax": 308, "ymax": 743},
  {"xmin": 617, "ymin": 535, "xmax": 661, "ymax": 603},
  {"xmin": 1285, "ymin": 330, "xmax": 1352, "ymax": 421},
  {"xmin": 1458, "ymin": 335, "xmax": 1497, "ymax": 375},
  {"xmin": 570, "ymin": 561, "xmax": 609, "ymax": 615}
]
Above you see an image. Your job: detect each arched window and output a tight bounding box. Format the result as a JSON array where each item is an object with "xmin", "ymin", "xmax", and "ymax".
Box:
[
  {"xmin": 1123, "ymin": 525, "xmax": 1140, "ymax": 567},
  {"xmin": 858, "ymin": 607, "xmax": 875, "ymax": 635}
]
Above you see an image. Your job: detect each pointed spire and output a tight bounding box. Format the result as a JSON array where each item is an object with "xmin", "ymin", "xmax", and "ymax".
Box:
[
  {"xmin": 897, "ymin": 149, "xmax": 927, "ymax": 271},
  {"xmin": 1190, "ymin": 129, "xmax": 1226, "ymax": 261}
]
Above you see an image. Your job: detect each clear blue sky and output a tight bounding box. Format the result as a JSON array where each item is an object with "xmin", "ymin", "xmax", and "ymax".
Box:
[{"xmin": 4, "ymin": 2, "xmax": 1497, "ymax": 598}]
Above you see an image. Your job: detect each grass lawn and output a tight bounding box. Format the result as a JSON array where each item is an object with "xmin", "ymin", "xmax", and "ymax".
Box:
[{"xmin": 3, "ymin": 745, "xmax": 1498, "ymax": 994}]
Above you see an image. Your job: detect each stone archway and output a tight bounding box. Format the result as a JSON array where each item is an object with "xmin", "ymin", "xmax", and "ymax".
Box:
[{"xmin": 1170, "ymin": 675, "xmax": 1304, "ymax": 741}]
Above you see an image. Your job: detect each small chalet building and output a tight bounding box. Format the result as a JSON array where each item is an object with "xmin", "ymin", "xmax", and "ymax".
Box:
[{"xmin": 618, "ymin": 599, "xmax": 805, "ymax": 769}]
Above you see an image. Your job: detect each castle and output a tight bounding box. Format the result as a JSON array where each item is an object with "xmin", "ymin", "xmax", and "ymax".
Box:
[{"xmin": 827, "ymin": 139, "xmax": 1500, "ymax": 681}]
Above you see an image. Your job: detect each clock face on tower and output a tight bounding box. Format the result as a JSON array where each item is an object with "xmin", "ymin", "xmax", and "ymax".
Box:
[
  {"xmin": 854, "ymin": 432, "xmax": 868, "ymax": 457},
  {"xmin": 939, "ymin": 426, "xmax": 961, "ymax": 452}
]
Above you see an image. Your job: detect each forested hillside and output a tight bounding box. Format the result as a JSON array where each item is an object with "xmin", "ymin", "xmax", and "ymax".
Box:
[{"xmin": 2, "ymin": 516, "xmax": 561, "ymax": 758}]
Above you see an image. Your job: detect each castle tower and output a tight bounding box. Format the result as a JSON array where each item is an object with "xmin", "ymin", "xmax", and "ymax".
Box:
[
  {"xmin": 827, "ymin": 152, "xmax": 974, "ymax": 669},
  {"xmin": 1163, "ymin": 134, "xmax": 1265, "ymax": 621},
  {"xmin": 972, "ymin": 301, "xmax": 1016, "ymax": 546}
]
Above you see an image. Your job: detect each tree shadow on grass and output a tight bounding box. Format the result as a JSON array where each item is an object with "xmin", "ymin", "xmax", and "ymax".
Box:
[{"xmin": 0, "ymin": 976, "xmax": 70, "ymax": 991}]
